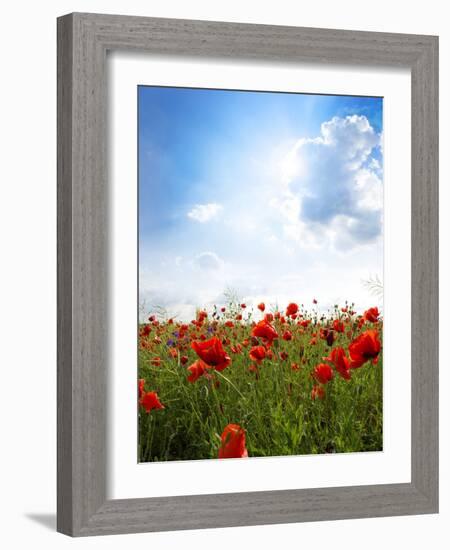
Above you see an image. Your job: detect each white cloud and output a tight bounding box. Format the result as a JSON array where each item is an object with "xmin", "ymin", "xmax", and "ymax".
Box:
[
  {"xmin": 193, "ymin": 251, "xmax": 223, "ymax": 270},
  {"xmin": 187, "ymin": 202, "xmax": 222, "ymax": 222},
  {"xmin": 271, "ymin": 115, "xmax": 382, "ymax": 250}
]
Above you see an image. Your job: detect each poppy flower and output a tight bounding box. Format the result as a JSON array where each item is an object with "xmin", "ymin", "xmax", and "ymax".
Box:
[
  {"xmin": 252, "ymin": 319, "xmax": 278, "ymax": 345},
  {"xmin": 311, "ymin": 385, "xmax": 325, "ymax": 400},
  {"xmin": 138, "ymin": 378, "xmax": 145, "ymax": 398},
  {"xmin": 241, "ymin": 303, "xmax": 247, "ymax": 309},
  {"xmin": 364, "ymin": 307, "xmax": 380, "ymax": 323},
  {"xmin": 150, "ymin": 357, "xmax": 161, "ymax": 367},
  {"xmin": 349, "ymin": 329, "xmax": 381, "ymax": 368},
  {"xmin": 220, "ymin": 307, "xmax": 226, "ymax": 313},
  {"xmin": 230, "ymin": 343, "xmax": 242, "ymax": 354},
  {"xmin": 191, "ymin": 336, "xmax": 231, "ymax": 372},
  {"xmin": 286, "ymin": 303, "xmax": 299, "ymax": 316},
  {"xmin": 187, "ymin": 359, "xmax": 210, "ymax": 383},
  {"xmin": 140, "ymin": 324, "xmax": 151, "ymax": 337},
  {"xmin": 291, "ymin": 362, "xmax": 300, "ymax": 371},
  {"xmin": 235, "ymin": 314, "xmax": 243, "ymax": 321},
  {"xmin": 257, "ymin": 302, "xmax": 265, "ymax": 312},
  {"xmin": 225, "ymin": 320, "xmax": 234, "ymax": 328},
  {"xmin": 139, "ymin": 391, "xmax": 165, "ymax": 412},
  {"xmin": 282, "ymin": 330, "xmax": 292, "ymax": 341},
  {"xmin": 264, "ymin": 313, "xmax": 274, "ymax": 323},
  {"xmin": 332, "ymin": 319, "xmax": 345, "ymax": 333},
  {"xmin": 313, "ymin": 298, "xmax": 318, "ymax": 304},
  {"xmin": 249, "ymin": 345, "xmax": 266, "ymax": 363},
  {"xmin": 324, "ymin": 347, "xmax": 351, "ymax": 380},
  {"xmin": 218, "ymin": 424, "xmax": 248, "ymax": 459},
  {"xmin": 197, "ymin": 310, "xmax": 208, "ymax": 323},
  {"xmin": 280, "ymin": 351, "xmax": 288, "ymax": 361},
  {"xmin": 313, "ymin": 363, "xmax": 334, "ymax": 384}
]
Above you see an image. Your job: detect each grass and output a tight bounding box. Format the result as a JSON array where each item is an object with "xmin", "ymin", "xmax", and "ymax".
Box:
[{"xmin": 138, "ymin": 302, "xmax": 382, "ymax": 462}]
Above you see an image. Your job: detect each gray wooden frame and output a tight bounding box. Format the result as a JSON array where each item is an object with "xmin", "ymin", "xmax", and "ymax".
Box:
[{"xmin": 57, "ymin": 12, "xmax": 438, "ymax": 537}]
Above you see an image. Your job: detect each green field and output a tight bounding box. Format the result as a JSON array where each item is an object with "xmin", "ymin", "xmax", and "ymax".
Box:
[{"xmin": 138, "ymin": 301, "xmax": 382, "ymax": 462}]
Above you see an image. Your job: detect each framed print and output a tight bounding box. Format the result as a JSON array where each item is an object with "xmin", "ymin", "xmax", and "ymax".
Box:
[{"xmin": 57, "ymin": 13, "xmax": 438, "ymax": 536}]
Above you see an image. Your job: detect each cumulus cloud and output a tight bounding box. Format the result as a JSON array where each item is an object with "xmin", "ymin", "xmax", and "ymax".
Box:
[
  {"xmin": 272, "ymin": 115, "xmax": 383, "ymax": 250},
  {"xmin": 193, "ymin": 251, "xmax": 223, "ymax": 270},
  {"xmin": 187, "ymin": 202, "xmax": 222, "ymax": 222}
]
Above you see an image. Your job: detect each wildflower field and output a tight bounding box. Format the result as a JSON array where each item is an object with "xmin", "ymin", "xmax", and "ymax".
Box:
[{"xmin": 138, "ymin": 300, "xmax": 382, "ymax": 462}]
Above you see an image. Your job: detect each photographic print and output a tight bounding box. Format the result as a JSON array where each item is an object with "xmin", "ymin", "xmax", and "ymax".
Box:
[{"xmin": 138, "ymin": 86, "xmax": 383, "ymax": 462}]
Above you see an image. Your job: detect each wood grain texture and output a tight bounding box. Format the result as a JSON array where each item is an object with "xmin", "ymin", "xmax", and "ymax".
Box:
[{"xmin": 57, "ymin": 12, "xmax": 439, "ymax": 537}]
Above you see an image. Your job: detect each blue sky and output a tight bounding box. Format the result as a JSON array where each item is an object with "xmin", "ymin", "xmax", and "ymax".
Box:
[{"xmin": 138, "ymin": 86, "xmax": 383, "ymax": 320}]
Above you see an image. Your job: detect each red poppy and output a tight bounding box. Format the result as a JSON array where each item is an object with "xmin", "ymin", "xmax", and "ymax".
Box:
[
  {"xmin": 252, "ymin": 319, "xmax": 278, "ymax": 345},
  {"xmin": 249, "ymin": 345, "xmax": 266, "ymax": 363},
  {"xmin": 187, "ymin": 359, "xmax": 210, "ymax": 383},
  {"xmin": 282, "ymin": 330, "xmax": 292, "ymax": 341},
  {"xmin": 235, "ymin": 314, "xmax": 243, "ymax": 321},
  {"xmin": 291, "ymin": 362, "xmax": 300, "ymax": 371},
  {"xmin": 324, "ymin": 347, "xmax": 351, "ymax": 380},
  {"xmin": 225, "ymin": 320, "xmax": 234, "ymax": 328},
  {"xmin": 230, "ymin": 343, "xmax": 242, "ymax": 354},
  {"xmin": 191, "ymin": 336, "xmax": 231, "ymax": 371},
  {"xmin": 264, "ymin": 313, "xmax": 274, "ymax": 323},
  {"xmin": 139, "ymin": 391, "xmax": 165, "ymax": 412},
  {"xmin": 150, "ymin": 357, "xmax": 161, "ymax": 367},
  {"xmin": 280, "ymin": 351, "xmax": 288, "ymax": 361},
  {"xmin": 218, "ymin": 424, "xmax": 248, "ymax": 459},
  {"xmin": 241, "ymin": 303, "xmax": 247, "ymax": 309},
  {"xmin": 180, "ymin": 355, "xmax": 189, "ymax": 365},
  {"xmin": 313, "ymin": 298, "xmax": 318, "ymax": 304},
  {"xmin": 257, "ymin": 302, "xmax": 265, "ymax": 312},
  {"xmin": 349, "ymin": 329, "xmax": 381, "ymax": 368},
  {"xmin": 286, "ymin": 302, "xmax": 299, "ymax": 316},
  {"xmin": 138, "ymin": 378, "xmax": 145, "ymax": 398},
  {"xmin": 197, "ymin": 310, "xmax": 208, "ymax": 323},
  {"xmin": 364, "ymin": 307, "xmax": 380, "ymax": 323},
  {"xmin": 311, "ymin": 384, "xmax": 325, "ymax": 400},
  {"xmin": 313, "ymin": 363, "xmax": 334, "ymax": 384},
  {"xmin": 332, "ymin": 319, "xmax": 345, "ymax": 333},
  {"xmin": 220, "ymin": 307, "xmax": 226, "ymax": 313},
  {"xmin": 140, "ymin": 324, "xmax": 151, "ymax": 337},
  {"xmin": 169, "ymin": 348, "xmax": 178, "ymax": 359}
]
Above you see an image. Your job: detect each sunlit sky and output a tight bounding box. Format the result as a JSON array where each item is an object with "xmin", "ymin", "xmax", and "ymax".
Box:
[{"xmin": 138, "ymin": 86, "xmax": 383, "ymax": 321}]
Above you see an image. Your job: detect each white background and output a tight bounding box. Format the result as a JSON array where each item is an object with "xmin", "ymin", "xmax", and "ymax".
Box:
[
  {"xmin": 0, "ymin": 1, "xmax": 447, "ymax": 549},
  {"xmin": 109, "ymin": 54, "xmax": 411, "ymax": 499}
]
